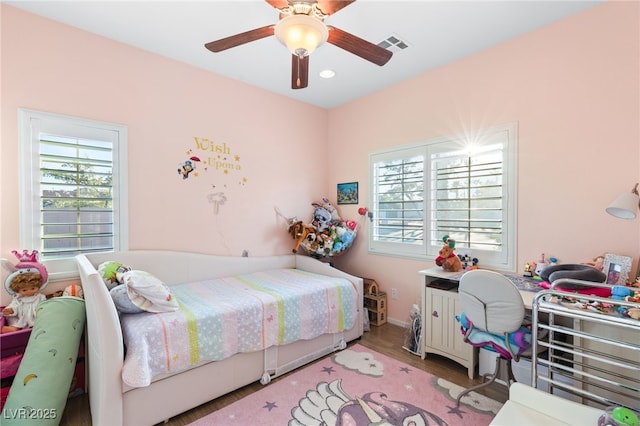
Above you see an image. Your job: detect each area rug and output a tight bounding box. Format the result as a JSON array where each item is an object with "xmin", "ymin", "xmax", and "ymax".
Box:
[{"xmin": 190, "ymin": 344, "xmax": 502, "ymax": 425}]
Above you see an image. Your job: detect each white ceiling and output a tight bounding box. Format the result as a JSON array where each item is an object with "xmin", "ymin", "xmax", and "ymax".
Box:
[{"xmin": 5, "ymin": 0, "xmax": 603, "ymax": 109}]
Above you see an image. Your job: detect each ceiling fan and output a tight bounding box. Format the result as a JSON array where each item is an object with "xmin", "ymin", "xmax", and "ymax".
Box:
[{"xmin": 204, "ymin": 0, "xmax": 393, "ymax": 90}]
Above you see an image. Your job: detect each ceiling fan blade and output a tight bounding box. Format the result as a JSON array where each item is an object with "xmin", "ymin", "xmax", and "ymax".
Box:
[
  {"xmin": 327, "ymin": 26, "xmax": 392, "ymax": 66},
  {"xmin": 204, "ymin": 25, "xmax": 275, "ymax": 53},
  {"xmin": 291, "ymin": 54, "xmax": 309, "ymax": 90},
  {"xmin": 265, "ymin": 0, "xmax": 290, "ymax": 9},
  {"xmin": 317, "ymin": 0, "xmax": 356, "ymax": 15}
]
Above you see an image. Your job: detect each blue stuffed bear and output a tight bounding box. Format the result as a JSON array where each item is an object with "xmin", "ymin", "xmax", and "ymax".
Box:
[{"xmin": 611, "ymin": 286, "xmax": 632, "ymax": 301}]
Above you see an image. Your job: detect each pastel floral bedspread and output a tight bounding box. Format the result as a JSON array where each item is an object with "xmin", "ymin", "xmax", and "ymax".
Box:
[{"xmin": 120, "ymin": 269, "xmax": 358, "ymax": 387}]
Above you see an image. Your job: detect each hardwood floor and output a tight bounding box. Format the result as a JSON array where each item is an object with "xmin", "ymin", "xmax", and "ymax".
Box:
[{"xmin": 59, "ymin": 323, "xmax": 508, "ymax": 425}]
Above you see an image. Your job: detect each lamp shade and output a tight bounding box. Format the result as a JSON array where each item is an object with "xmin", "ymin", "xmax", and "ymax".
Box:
[
  {"xmin": 606, "ymin": 184, "xmax": 640, "ymax": 220},
  {"xmin": 275, "ymin": 15, "xmax": 328, "ymax": 57}
]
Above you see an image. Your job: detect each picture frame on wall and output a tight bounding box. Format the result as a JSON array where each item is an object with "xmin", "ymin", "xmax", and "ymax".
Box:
[
  {"xmin": 337, "ymin": 182, "xmax": 358, "ymax": 205},
  {"xmin": 603, "ymin": 253, "xmax": 633, "ymax": 285}
]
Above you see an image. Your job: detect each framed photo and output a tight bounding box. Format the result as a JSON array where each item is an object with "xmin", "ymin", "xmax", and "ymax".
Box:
[
  {"xmin": 603, "ymin": 253, "xmax": 633, "ymax": 285},
  {"xmin": 337, "ymin": 182, "xmax": 358, "ymax": 205}
]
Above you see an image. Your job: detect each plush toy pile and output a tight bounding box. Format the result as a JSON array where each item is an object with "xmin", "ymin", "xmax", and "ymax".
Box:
[{"xmin": 288, "ymin": 197, "xmax": 358, "ymax": 258}]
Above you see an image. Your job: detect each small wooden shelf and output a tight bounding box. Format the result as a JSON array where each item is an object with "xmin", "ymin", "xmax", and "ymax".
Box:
[{"xmin": 363, "ymin": 278, "xmax": 387, "ymax": 326}]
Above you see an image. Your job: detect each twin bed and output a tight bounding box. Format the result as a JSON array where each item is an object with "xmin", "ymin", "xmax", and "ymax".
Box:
[{"xmin": 76, "ymin": 251, "xmax": 364, "ymax": 425}]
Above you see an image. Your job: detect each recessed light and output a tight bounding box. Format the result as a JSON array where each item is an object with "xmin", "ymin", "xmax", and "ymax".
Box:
[{"xmin": 319, "ymin": 69, "xmax": 335, "ymax": 79}]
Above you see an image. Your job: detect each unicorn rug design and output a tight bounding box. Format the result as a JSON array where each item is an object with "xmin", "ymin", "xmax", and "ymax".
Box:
[{"xmin": 190, "ymin": 345, "xmax": 500, "ymax": 426}]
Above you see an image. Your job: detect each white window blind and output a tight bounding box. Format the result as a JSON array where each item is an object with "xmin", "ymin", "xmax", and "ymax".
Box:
[
  {"xmin": 39, "ymin": 134, "xmax": 115, "ymax": 257},
  {"xmin": 369, "ymin": 123, "xmax": 517, "ymax": 271},
  {"xmin": 370, "ymin": 147, "xmax": 427, "ymax": 257},
  {"xmin": 18, "ymin": 109, "xmax": 128, "ymax": 271},
  {"xmin": 429, "ymin": 143, "xmax": 504, "ymax": 252}
]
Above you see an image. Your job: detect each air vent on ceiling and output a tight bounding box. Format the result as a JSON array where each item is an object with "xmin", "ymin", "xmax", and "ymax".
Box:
[{"xmin": 377, "ymin": 35, "xmax": 409, "ymax": 53}]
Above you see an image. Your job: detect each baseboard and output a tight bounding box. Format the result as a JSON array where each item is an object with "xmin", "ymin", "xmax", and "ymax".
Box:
[{"xmin": 387, "ymin": 317, "xmax": 408, "ymax": 328}]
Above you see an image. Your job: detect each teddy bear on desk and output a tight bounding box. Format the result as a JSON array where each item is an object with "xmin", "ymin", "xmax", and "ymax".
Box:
[{"xmin": 435, "ymin": 235, "xmax": 463, "ymax": 272}]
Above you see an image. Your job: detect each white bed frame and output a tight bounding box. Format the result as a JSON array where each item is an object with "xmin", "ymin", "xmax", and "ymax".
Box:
[{"xmin": 76, "ymin": 251, "xmax": 364, "ymax": 426}]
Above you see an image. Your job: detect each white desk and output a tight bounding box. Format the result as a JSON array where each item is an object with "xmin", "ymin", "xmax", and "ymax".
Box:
[
  {"xmin": 419, "ymin": 267, "xmax": 541, "ymax": 308},
  {"xmin": 418, "ymin": 268, "xmax": 544, "ymax": 378},
  {"xmin": 520, "ymin": 290, "xmax": 535, "ymax": 310}
]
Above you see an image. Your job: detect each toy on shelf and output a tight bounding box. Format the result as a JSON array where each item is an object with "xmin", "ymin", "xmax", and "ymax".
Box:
[
  {"xmin": 611, "ymin": 285, "xmax": 640, "ymax": 319},
  {"xmin": 534, "ymin": 253, "xmax": 549, "ymax": 277},
  {"xmin": 523, "ymin": 262, "xmax": 533, "ymax": 277},
  {"xmin": 434, "ymin": 235, "xmax": 463, "ymax": 272},
  {"xmin": 63, "ymin": 284, "xmax": 84, "ymax": 299},
  {"xmin": 458, "ymin": 254, "xmax": 479, "ymax": 271},
  {"xmin": 1, "ymin": 250, "xmax": 49, "ymax": 334},
  {"xmin": 626, "ymin": 292, "xmax": 640, "ymax": 303},
  {"xmin": 584, "ymin": 254, "xmax": 606, "ymax": 271},
  {"xmin": 611, "ymin": 286, "xmax": 633, "ymax": 301},
  {"xmin": 624, "ymin": 308, "xmax": 640, "ymax": 320},
  {"xmin": 598, "ymin": 406, "xmax": 639, "ymax": 426}
]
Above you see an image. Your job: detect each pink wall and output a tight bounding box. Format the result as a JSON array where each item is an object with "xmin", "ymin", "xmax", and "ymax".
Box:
[
  {"xmin": 2, "ymin": 3, "xmax": 639, "ymax": 323},
  {"xmin": 1, "ymin": 5, "xmax": 328, "ymax": 263},
  {"xmin": 330, "ymin": 1, "xmax": 640, "ymax": 322}
]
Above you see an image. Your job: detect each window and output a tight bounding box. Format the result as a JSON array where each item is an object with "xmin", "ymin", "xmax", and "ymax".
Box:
[
  {"xmin": 18, "ymin": 109, "xmax": 128, "ymax": 277},
  {"xmin": 369, "ymin": 123, "xmax": 517, "ymax": 271}
]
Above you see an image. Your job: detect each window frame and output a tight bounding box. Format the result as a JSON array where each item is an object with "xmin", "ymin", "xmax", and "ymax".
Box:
[
  {"xmin": 17, "ymin": 109, "xmax": 129, "ymax": 279},
  {"xmin": 368, "ymin": 123, "xmax": 518, "ymax": 272}
]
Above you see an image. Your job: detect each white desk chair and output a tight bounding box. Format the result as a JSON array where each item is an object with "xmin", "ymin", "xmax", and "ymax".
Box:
[{"xmin": 456, "ymin": 270, "xmax": 533, "ymax": 406}]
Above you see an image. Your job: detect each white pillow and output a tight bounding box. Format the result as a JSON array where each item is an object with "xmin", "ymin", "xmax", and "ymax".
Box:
[
  {"xmin": 109, "ymin": 285, "xmax": 144, "ymax": 314},
  {"xmin": 121, "ymin": 270, "xmax": 179, "ymax": 313}
]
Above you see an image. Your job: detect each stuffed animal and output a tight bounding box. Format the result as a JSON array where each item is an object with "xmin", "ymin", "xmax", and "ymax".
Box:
[
  {"xmin": 311, "ymin": 205, "xmax": 332, "ymax": 232},
  {"xmin": 459, "ymin": 254, "xmax": 479, "ymax": 271},
  {"xmin": 625, "ymin": 292, "xmax": 640, "ymax": 304},
  {"xmin": 63, "ymin": 284, "xmax": 84, "ymax": 299},
  {"xmin": 314, "ymin": 197, "xmax": 342, "ymax": 224},
  {"xmin": 332, "ymin": 226, "xmax": 355, "ymax": 254},
  {"xmin": 98, "ymin": 261, "xmax": 132, "ymax": 289},
  {"xmin": 611, "ymin": 286, "xmax": 633, "ymax": 301},
  {"xmin": 288, "ymin": 220, "xmax": 316, "ymax": 253},
  {"xmin": 434, "ymin": 236, "xmax": 463, "ymax": 272},
  {"xmin": 315, "ymin": 232, "xmax": 334, "ymax": 256},
  {"xmin": 609, "ymin": 286, "xmax": 640, "ymax": 303}
]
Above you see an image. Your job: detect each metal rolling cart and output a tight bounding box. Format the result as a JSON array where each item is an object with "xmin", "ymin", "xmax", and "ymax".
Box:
[{"xmin": 531, "ymin": 278, "xmax": 640, "ymax": 412}]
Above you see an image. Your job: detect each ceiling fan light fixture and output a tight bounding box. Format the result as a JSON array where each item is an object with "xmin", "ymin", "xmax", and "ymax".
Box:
[{"xmin": 275, "ymin": 14, "xmax": 328, "ymax": 57}]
